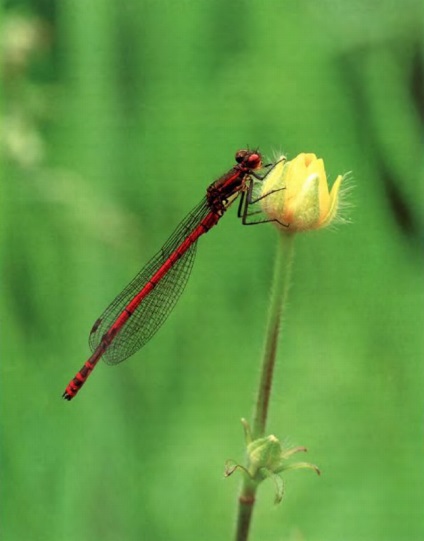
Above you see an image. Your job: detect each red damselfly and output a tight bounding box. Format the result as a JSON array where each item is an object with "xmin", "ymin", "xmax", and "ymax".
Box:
[{"xmin": 63, "ymin": 149, "xmax": 276, "ymax": 400}]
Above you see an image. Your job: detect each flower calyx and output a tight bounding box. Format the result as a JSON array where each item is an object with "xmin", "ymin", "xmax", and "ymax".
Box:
[{"xmin": 225, "ymin": 419, "xmax": 320, "ymax": 504}]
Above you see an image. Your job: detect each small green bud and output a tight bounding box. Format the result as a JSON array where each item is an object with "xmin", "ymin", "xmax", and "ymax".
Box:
[
  {"xmin": 247, "ymin": 435, "xmax": 284, "ymax": 476},
  {"xmin": 225, "ymin": 419, "xmax": 320, "ymax": 504}
]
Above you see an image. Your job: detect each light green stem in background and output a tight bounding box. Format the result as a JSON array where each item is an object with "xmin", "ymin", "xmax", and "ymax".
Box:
[{"xmin": 235, "ymin": 232, "xmax": 296, "ymax": 541}]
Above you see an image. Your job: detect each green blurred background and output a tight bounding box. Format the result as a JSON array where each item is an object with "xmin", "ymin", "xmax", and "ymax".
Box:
[{"xmin": 2, "ymin": 1, "xmax": 424, "ymax": 540}]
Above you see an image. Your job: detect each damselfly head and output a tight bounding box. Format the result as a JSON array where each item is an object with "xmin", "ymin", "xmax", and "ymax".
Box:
[{"xmin": 235, "ymin": 149, "xmax": 262, "ymax": 170}]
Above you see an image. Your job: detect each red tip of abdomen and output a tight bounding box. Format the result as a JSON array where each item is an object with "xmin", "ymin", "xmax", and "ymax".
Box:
[{"xmin": 62, "ymin": 355, "xmax": 100, "ymax": 401}]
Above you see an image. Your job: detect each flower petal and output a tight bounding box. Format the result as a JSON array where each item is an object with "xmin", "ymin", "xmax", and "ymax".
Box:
[
  {"xmin": 260, "ymin": 158, "xmax": 287, "ymax": 220},
  {"xmin": 319, "ymin": 174, "xmax": 343, "ymax": 227},
  {"xmin": 307, "ymin": 158, "xmax": 330, "ymax": 212},
  {"xmin": 289, "ymin": 173, "xmax": 320, "ymax": 230},
  {"xmin": 285, "ymin": 154, "xmax": 310, "ymax": 196}
]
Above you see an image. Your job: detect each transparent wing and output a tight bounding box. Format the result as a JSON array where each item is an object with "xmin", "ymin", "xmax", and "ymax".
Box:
[{"xmin": 89, "ymin": 199, "xmax": 210, "ymax": 365}]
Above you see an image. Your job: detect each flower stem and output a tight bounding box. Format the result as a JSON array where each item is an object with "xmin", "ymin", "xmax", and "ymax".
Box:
[
  {"xmin": 235, "ymin": 232, "xmax": 295, "ymax": 541},
  {"xmin": 252, "ymin": 232, "xmax": 295, "ymax": 439}
]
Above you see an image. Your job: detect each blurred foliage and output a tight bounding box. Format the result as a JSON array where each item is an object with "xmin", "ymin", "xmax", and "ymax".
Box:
[{"xmin": 1, "ymin": 1, "xmax": 424, "ymax": 540}]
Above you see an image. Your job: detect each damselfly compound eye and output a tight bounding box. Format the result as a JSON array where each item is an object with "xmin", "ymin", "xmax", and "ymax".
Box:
[
  {"xmin": 235, "ymin": 150, "xmax": 262, "ymax": 170},
  {"xmin": 246, "ymin": 152, "xmax": 262, "ymax": 169}
]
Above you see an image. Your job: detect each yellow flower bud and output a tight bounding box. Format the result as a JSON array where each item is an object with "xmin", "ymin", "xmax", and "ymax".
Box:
[{"xmin": 260, "ymin": 153, "xmax": 344, "ymax": 232}]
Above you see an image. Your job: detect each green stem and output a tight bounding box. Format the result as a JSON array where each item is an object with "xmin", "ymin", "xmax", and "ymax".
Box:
[
  {"xmin": 252, "ymin": 232, "xmax": 295, "ymax": 439},
  {"xmin": 235, "ymin": 232, "xmax": 296, "ymax": 541}
]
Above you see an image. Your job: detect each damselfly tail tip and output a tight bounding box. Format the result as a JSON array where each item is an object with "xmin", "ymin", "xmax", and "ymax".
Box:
[{"xmin": 62, "ymin": 391, "xmax": 72, "ymax": 401}]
